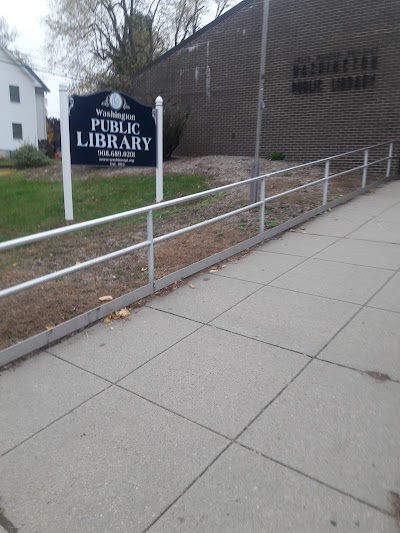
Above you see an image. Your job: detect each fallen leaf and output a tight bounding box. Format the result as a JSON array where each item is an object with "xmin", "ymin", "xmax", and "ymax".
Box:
[
  {"xmin": 103, "ymin": 316, "xmax": 111, "ymax": 324},
  {"xmin": 76, "ymin": 261, "xmax": 81, "ymax": 265},
  {"xmin": 45, "ymin": 325, "xmax": 53, "ymax": 330},
  {"xmin": 116, "ymin": 308, "xmax": 130, "ymax": 318},
  {"xmin": 209, "ymin": 269, "xmax": 218, "ymax": 273},
  {"xmin": 141, "ymin": 267, "xmax": 148, "ymax": 272},
  {"xmin": 188, "ymin": 283, "xmax": 196, "ymax": 289},
  {"xmin": 99, "ymin": 295, "xmax": 113, "ymax": 302},
  {"xmin": 12, "ymin": 262, "xmax": 18, "ymax": 267}
]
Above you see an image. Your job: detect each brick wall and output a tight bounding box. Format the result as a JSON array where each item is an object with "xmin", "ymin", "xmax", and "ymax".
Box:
[{"xmin": 132, "ymin": 0, "xmax": 400, "ymax": 164}]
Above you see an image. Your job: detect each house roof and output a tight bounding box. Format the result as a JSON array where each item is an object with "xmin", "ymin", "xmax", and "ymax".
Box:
[
  {"xmin": 134, "ymin": 0, "xmax": 254, "ymax": 76},
  {"xmin": 0, "ymin": 43, "xmax": 50, "ymax": 92},
  {"xmin": 22, "ymin": 64, "xmax": 50, "ymax": 92}
]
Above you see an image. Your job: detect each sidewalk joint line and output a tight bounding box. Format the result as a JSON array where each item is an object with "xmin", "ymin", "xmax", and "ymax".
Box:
[
  {"xmin": 311, "ymin": 256, "xmax": 399, "ymax": 272},
  {"xmin": 141, "ymin": 442, "xmax": 234, "ymax": 533},
  {"xmin": 116, "ymin": 384, "xmax": 233, "ymax": 441},
  {"xmin": 0, "ymin": 385, "xmax": 113, "ymax": 459},
  {"xmin": 237, "ymin": 443, "xmax": 395, "ymax": 519},
  {"xmin": 316, "ymin": 357, "xmax": 400, "ymax": 385}
]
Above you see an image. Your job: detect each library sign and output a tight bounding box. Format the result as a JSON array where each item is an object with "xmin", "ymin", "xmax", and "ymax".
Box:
[{"xmin": 69, "ymin": 91, "xmax": 156, "ymax": 167}]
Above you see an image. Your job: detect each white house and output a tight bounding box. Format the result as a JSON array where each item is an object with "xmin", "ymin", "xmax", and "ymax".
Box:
[{"xmin": 0, "ymin": 44, "xmax": 49, "ymax": 157}]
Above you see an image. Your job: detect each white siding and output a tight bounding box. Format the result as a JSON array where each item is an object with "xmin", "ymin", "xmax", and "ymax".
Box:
[
  {"xmin": 35, "ymin": 91, "xmax": 47, "ymax": 141},
  {"xmin": 0, "ymin": 47, "xmax": 39, "ymax": 153}
]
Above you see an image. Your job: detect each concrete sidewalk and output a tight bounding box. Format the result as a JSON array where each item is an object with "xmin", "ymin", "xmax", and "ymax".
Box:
[{"xmin": 1, "ymin": 181, "xmax": 400, "ymax": 532}]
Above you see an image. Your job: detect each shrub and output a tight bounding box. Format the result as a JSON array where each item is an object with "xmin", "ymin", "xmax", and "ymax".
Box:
[
  {"xmin": 11, "ymin": 144, "xmax": 51, "ymax": 168},
  {"xmin": 163, "ymin": 104, "xmax": 190, "ymax": 160},
  {"xmin": 39, "ymin": 140, "xmax": 55, "ymax": 158},
  {"xmin": 268, "ymin": 150, "xmax": 285, "ymax": 161}
]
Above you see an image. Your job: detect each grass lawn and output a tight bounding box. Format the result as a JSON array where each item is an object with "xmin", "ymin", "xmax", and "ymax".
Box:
[{"xmin": 0, "ymin": 170, "xmax": 209, "ymax": 241}]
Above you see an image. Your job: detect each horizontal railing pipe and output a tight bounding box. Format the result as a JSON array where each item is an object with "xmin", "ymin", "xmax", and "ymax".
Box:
[
  {"xmin": 259, "ymin": 140, "xmax": 396, "ymax": 179},
  {"xmin": 154, "ymin": 202, "xmax": 263, "ymax": 244},
  {"xmin": 0, "ymin": 240, "xmax": 150, "ymax": 299}
]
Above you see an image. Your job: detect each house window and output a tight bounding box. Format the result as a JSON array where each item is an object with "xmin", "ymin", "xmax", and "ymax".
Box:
[
  {"xmin": 12, "ymin": 123, "xmax": 23, "ymax": 140},
  {"xmin": 9, "ymin": 85, "xmax": 20, "ymax": 103}
]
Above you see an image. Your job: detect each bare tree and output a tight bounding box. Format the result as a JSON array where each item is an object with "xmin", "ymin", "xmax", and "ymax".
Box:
[
  {"xmin": 44, "ymin": 0, "xmax": 236, "ymax": 91},
  {"xmin": 45, "ymin": 0, "xmax": 166, "ymax": 92},
  {"xmin": 214, "ymin": 0, "xmax": 232, "ymax": 18},
  {"xmin": 0, "ymin": 16, "xmax": 33, "ymax": 65},
  {"xmin": 170, "ymin": 0, "xmax": 206, "ymax": 46},
  {"xmin": 0, "ymin": 17, "xmax": 18, "ymax": 48}
]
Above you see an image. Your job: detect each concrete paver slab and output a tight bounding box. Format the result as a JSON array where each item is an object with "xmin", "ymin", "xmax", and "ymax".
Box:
[
  {"xmin": 318, "ymin": 307, "xmax": 400, "ymax": 381},
  {"xmin": 239, "ymin": 360, "xmax": 400, "ymax": 511},
  {"xmin": 149, "ymin": 274, "xmax": 262, "ymax": 323},
  {"xmin": 271, "ymin": 258, "xmax": 391, "ymax": 304},
  {"xmin": 0, "ymin": 386, "xmax": 228, "ymax": 533},
  {"xmin": 258, "ymin": 232, "xmax": 337, "ymax": 257},
  {"xmin": 376, "ymin": 204, "xmax": 400, "ymax": 223},
  {"xmin": 349, "ymin": 220, "xmax": 400, "ymax": 244},
  {"xmin": 331, "ymin": 200, "xmax": 384, "ymax": 220},
  {"xmin": 368, "ymin": 272, "xmax": 400, "ymax": 313},
  {"xmin": 149, "ymin": 445, "xmax": 397, "ymax": 533},
  {"xmin": 0, "ymin": 352, "xmax": 107, "ymax": 455},
  {"xmin": 120, "ymin": 326, "xmax": 308, "ymax": 438},
  {"xmin": 211, "ymin": 286, "xmax": 360, "ymax": 356},
  {"xmin": 333, "ymin": 194, "xmax": 399, "ymax": 217},
  {"xmin": 213, "ymin": 251, "xmax": 304, "ymax": 285},
  {"xmin": 373, "ymin": 182, "xmax": 400, "ymax": 198},
  {"xmin": 295, "ymin": 215, "xmax": 366, "ymax": 237},
  {"xmin": 48, "ymin": 307, "xmax": 201, "ymax": 382},
  {"xmin": 315, "ymin": 238, "xmax": 400, "ymax": 270}
]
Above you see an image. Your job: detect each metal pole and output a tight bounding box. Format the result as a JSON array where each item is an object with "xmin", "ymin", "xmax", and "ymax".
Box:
[
  {"xmin": 259, "ymin": 177, "xmax": 266, "ymax": 233},
  {"xmin": 155, "ymin": 96, "xmax": 164, "ymax": 202},
  {"xmin": 386, "ymin": 142, "xmax": 393, "ymax": 178},
  {"xmin": 322, "ymin": 159, "xmax": 330, "ymax": 205},
  {"xmin": 147, "ymin": 210, "xmax": 154, "ymax": 289},
  {"xmin": 250, "ymin": 0, "xmax": 270, "ymax": 203},
  {"xmin": 59, "ymin": 84, "xmax": 73, "ymax": 221},
  {"xmin": 362, "ymin": 149, "xmax": 369, "ymax": 188}
]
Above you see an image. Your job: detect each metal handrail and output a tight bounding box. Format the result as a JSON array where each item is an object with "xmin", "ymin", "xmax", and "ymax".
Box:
[
  {"xmin": 0, "ymin": 140, "xmax": 395, "ymax": 301},
  {"xmin": 256, "ymin": 139, "xmax": 395, "ymax": 179},
  {"xmin": 0, "ymin": 140, "xmax": 395, "ymax": 253}
]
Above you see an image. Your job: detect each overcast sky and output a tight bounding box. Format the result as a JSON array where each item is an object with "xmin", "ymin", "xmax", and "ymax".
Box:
[
  {"xmin": 2, "ymin": 0, "xmax": 240, "ymax": 118},
  {"xmin": 2, "ymin": 0, "xmax": 66, "ymax": 117}
]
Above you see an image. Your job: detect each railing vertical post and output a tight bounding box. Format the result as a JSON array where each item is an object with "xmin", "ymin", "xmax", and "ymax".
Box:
[
  {"xmin": 322, "ymin": 160, "xmax": 330, "ymax": 205},
  {"xmin": 155, "ymin": 96, "xmax": 164, "ymax": 203},
  {"xmin": 386, "ymin": 142, "xmax": 394, "ymax": 178},
  {"xmin": 362, "ymin": 149, "xmax": 369, "ymax": 188},
  {"xmin": 260, "ymin": 177, "xmax": 266, "ymax": 233},
  {"xmin": 147, "ymin": 211, "xmax": 154, "ymax": 289}
]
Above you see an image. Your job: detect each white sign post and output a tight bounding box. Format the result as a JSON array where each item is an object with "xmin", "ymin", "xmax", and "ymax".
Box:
[
  {"xmin": 59, "ymin": 83, "xmax": 74, "ymax": 221},
  {"xmin": 155, "ymin": 96, "xmax": 163, "ymax": 203}
]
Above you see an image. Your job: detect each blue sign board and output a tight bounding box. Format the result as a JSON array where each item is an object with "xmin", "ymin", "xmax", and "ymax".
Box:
[{"xmin": 69, "ymin": 91, "xmax": 156, "ymax": 167}]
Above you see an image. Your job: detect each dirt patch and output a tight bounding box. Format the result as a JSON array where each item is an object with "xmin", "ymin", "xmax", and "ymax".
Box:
[{"xmin": 0, "ymin": 155, "xmax": 384, "ymax": 352}]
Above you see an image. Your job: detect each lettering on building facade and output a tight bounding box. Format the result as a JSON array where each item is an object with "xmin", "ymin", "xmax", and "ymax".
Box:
[{"xmin": 291, "ymin": 49, "xmax": 379, "ymax": 95}]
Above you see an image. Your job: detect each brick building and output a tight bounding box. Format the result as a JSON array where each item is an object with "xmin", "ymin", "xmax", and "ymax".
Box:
[{"xmin": 132, "ymin": 0, "xmax": 399, "ymax": 163}]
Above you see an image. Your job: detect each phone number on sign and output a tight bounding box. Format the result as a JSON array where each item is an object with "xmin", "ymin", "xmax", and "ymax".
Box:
[{"xmin": 97, "ymin": 150, "xmax": 135, "ymax": 158}]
